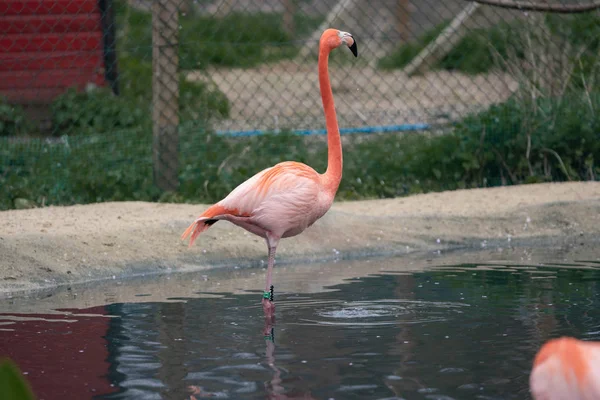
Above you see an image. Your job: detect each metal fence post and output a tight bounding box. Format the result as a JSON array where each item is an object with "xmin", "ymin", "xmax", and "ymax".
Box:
[{"xmin": 152, "ymin": 0, "xmax": 180, "ymax": 191}]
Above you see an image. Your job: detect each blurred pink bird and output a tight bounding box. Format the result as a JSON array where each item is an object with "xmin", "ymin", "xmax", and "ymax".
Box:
[
  {"xmin": 530, "ymin": 336, "xmax": 600, "ymax": 399},
  {"xmin": 182, "ymin": 28, "xmax": 358, "ymax": 315}
]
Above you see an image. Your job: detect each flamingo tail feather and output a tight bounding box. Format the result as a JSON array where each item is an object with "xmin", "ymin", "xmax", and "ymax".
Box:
[
  {"xmin": 181, "ymin": 204, "xmax": 241, "ymax": 248},
  {"xmin": 181, "ymin": 218, "xmax": 213, "ymax": 248}
]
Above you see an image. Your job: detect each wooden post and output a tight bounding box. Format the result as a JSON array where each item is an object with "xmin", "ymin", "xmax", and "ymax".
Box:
[
  {"xmin": 282, "ymin": 0, "xmax": 296, "ymax": 36},
  {"xmin": 152, "ymin": 0, "xmax": 180, "ymax": 191},
  {"xmin": 99, "ymin": 0, "xmax": 119, "ymax": 95},
  {"xmin": 179, "ymin": 0, "xmax": 190, "ymax": 15},
  {"xmin": 215, "ymin": 0, "xmax": 235, "ymax": 17},
  {"xmin": 396, "ymin": 0, "xmax": 411, "ymax": 42}
]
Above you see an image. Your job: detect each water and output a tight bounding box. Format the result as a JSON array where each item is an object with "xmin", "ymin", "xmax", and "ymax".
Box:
[{"xmin": 2, "ymin": 248, "xmax": 600, "ymax": 400}]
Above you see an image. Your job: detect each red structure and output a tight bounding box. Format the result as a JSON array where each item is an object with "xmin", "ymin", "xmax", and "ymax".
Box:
[
  {"xmin": 0, "ymin": 0, "xmax": 118, "ymax": 104},
  {"xmin": 0, "ymin": 306, "xmax": 118, "ymax": 399}
]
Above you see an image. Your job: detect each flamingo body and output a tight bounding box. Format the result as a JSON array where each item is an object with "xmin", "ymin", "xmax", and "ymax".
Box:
[
  {"xmin": 182, "ymin": 161, "xmax": 333, "ymax": 245},
  {"xmin": 530, "ymin": 336, "xmax": 600, "ymax": 400}
]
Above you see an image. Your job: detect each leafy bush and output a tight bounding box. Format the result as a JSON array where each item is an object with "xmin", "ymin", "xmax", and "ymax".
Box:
[
  {"xmin": 545, "ymin": 12, "xmax": 600, "ymax": 51},
  {"xmin": 441, "ymin": 91, "xmax": 600, "ymax": 186},
  {"xmin": 545, "ymin": 12, "xmax": 600, "ymax": 88},
  {"xmin": 51, "ymin": 87, "xmax": 145, "ymax": 136},
  {"xmin": 48, "ymin": 54, "xmax": 230, "ymax": 137},
  {"xmin": 0, "ymin": 100, "xmax": 34, "ymax": 137},
  {"xmin": 0, "ymin": 359, "xmax": 35, "ymax": 400},
  {"xmin": 114, "ymin": 54, "xmax": 230, "ymax": 121},
  {"xmin": 437, "ymin": 23, "xmax": 523, "ymax": 74},
  {"xmin": 1, "ymin": 128, "xmax": 155, "ymax": 209},
  {"xmin": 338, "ymin": 92, "xmax": 600, "ymax": 199}
]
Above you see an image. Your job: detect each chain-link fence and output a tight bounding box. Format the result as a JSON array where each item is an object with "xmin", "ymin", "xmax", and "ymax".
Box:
[{"xmin": 1, "ymin": 0, "xmax": 599, "ymax": 210}]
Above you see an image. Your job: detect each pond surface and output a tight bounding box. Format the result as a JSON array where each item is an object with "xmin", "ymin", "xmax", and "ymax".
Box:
[{"xmin": 2, "ymin": 249, "xmax": 600, "ymax": 400}]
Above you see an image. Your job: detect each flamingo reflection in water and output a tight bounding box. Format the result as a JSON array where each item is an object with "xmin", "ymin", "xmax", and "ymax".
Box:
[
  {"xmin": 187, "ymin": 316, "xmax": 316, "ymax": 399},
  {"xmin": 262, "ymin": 316, "xmax": 317, "ymax": 400}
]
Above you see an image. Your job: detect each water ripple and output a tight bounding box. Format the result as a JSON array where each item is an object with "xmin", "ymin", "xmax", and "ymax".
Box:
[{"xmin": 289, "ymin": 299, "xmax": 470, "ymax": 327}]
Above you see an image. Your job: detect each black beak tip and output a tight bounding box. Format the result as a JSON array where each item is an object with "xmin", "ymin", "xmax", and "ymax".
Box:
[{"xmin": 349, "ymin": 40, "xmax": 358, "ymax": 57}]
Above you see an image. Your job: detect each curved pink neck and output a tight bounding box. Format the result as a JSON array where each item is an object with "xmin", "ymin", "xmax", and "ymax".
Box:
[{"xmin": 318, "ymin": 43, "xmax": 342, "ymax": 195}]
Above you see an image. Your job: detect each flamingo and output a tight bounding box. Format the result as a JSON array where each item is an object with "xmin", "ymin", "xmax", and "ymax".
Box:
[
  {"xmin": 181, "ymin": 28, "xmax": 358, "ymax": 315},
  {"xmin": 530, "ymin": 336, "xmax": 600, "ymax": 399}
]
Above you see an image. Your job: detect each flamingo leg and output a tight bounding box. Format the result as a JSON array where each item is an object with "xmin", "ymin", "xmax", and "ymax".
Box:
[
  {"xmin": 262, "ymin": 234, "xmax": 279, "ymax": 316},
  {"xmin": 265, "ymin": 244, "xmax": 277, "ymax": 293}
]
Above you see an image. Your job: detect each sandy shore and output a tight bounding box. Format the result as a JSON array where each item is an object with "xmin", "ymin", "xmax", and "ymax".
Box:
[{"xmin": 1, "ymin": 182, "xmax": 599, "ymax": 297}]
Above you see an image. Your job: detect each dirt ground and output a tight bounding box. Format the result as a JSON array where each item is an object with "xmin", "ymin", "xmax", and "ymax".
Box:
[{"xmin": 1, "ymin": 181, "xmax": 599, "ymax": 297}]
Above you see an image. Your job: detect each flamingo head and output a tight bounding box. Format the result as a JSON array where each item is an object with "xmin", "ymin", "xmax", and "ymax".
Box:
[{"xmin": 320, "ymin": 29, "xmax": 357, "ymax": 57}]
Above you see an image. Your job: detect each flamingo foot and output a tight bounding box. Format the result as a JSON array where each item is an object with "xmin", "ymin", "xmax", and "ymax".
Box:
[{"xmin": 262, "ymin": 285, "xmax": 275, "ymax": 317}]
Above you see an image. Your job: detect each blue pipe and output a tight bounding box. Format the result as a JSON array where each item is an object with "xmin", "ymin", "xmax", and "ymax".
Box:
[{"xmin": 216, "ymin": 123, "xmax": 431, "ymax": 137}]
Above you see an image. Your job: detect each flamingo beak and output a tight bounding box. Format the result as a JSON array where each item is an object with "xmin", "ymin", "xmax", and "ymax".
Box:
[{"xmin": 349, "ymin": 38, "xmax": 358, "ymax": 57}]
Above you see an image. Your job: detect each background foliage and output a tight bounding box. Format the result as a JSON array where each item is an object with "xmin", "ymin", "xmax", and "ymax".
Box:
[{"xmin": 1, "ymin": 2, "xmax": 599, "ymax": 210}]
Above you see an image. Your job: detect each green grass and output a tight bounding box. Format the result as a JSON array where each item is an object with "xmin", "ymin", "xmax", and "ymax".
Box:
[
  {"xmin": 2, "ymin": 90, "xmax": 599, "ymax": 210},
  {"xmin": 114, "ymin": 0, "xmax": 322, "ymax": 70},
  {"xmin": 545, "ymin": 12, "xmax": 600, "ymax": 88},
  {"xmin": 379, "ymin": 13, "xmax": 600, "ymax": 75}
]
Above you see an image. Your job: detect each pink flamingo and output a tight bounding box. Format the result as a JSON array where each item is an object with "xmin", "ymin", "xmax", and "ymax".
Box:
[
  {"xmin": 530, "ymin": 336, "xmax": 600, "ymax": 399},
  {"xmin": 182, "ymin": 29, "xmax": 357, "ymax": 315}
]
